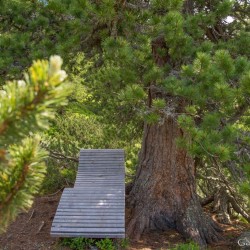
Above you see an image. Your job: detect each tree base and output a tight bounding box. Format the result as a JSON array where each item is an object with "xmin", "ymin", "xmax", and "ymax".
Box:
[{"xmin": 127, "ymin": 194, "xmax": 223, "ymax": 247}]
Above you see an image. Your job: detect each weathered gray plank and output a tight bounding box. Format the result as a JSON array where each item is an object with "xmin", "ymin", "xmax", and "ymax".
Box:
[
  {"xmin": 54, "ymin": 214, "xmax": 124, "ymax": 218},
  {"xmin": 53, "ymin": 218, "xmax": 124, "ymax": 222},
  {"xmin": 58, "ymin": 204, "xmax": 125, "ymax": 208},
  {"xmin": 53, "ymin": 223, "xmax": 125, "ymax": 228},
  {"xmin": 60, "ymin": 195, "xmax": 123, "ymax": 199},
  {"xmin": 50, "ymin": 232, "xmax": 125, "ymax": 238},
  {"xmin": 73, "ymin": 183, "xmax": 123, "ymax": 186},
  {"xmin": 61, "ymin": 193, "xmax": 124, "ymax": 197},
  {"xmin": 60, "ymin": 189, "xmax": 124, "ymax": 195},
  {"xmin": 51, "ymin": 227, "xmax": 125, "ymax": 233},
  {"xmin": 62, "ymin": 189, "xmax": 124, "ymax": 193},
  {"xmin": 74, "ymin": 180, "xmax": 123, "ymax": 183},
  {"xmin": 80, "ymin": 149, "xmax": 124, "ymax": 152},
  {"xmin": 59, "ymin": 200, "xmax": 124, "ymax": 203}
]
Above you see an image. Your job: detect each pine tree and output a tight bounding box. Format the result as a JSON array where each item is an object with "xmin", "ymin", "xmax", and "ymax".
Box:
[
  {"xmin": 0, "ymin": 56, "xmax": 69, "ymax": 232},
  {"xmin": 0, "ymin": 0, "xmax": 249, "ymax": 246}
]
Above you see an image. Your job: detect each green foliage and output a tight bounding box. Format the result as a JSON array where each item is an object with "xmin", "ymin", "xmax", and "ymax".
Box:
[
  {"xmin": 1, "ymin": 0, "xmax": 249, "ymax": 241},
  {"xmin": 41, "ymin": 159, "xmax": 76, "ymax": 194},
  {"xmin": 119, "ymin": 238, "xmax": 129, "ymax": 249},
  {"xmin": 95, "ymin": 238, "xmax": 115, "ymax": 250},
  {"xmin": 170, "ymin": 241, "xmax": 200, "ymax": 250},
  {"xmin": 61, "ymin": 237, "xmax": 95, "ymax": 250},
  {"xmin": 60, "ymin": 237, "xmax": 129, "ymax": 250},
  {"xmin": 0, "ymin": 56, "xmax": 69, "ymax": 232}
]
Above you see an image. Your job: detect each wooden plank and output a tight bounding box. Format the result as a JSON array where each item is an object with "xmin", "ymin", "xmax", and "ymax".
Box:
[
  {"xmin": 60, "ymin": 198, "xmax": 124, "ymax": 202},
  {"xmin": 53, "ymin": 221, "xmax": 124, "ymax": 225},
  {"xmin": 61, "ymin": 193, "xmax": 124, "ymax": 197},
  {"xmin": 60, "ymin": 195, "xmax": 124, "ymax": 199},
  {"xmin": 75, "ymin": 176, "xmax": 124, "ymax": 178},
  {"xmin": 58, "ymin": 206, "xmax": 124, "ymax": 210},
  {"xmin": 75, "ymin": 175, "xmax": 124, "ymax": 177},
  {"xmin": 76, "ymin": 171, "xmax": 124, "ymax": 173},
  {"xmin": 59, "ymin": 201, "xmax": 124, "ymax": 205},
  {"xmin": 59, "ymin": 200, "xmax": 124, "ymax": 204},
  {"xmin": 74, "ymin": 179, "xmax": 124, "ymax": 181},
  {"xmin": 78, "ymin": 162, "xmax": 124, "ymax": 165},
  {"xmin": 79, "ymin": 156, "xmax": 124, "ymax": 159},
  {"xmin": 79, "ymin": 152, "xmax": 124, "ymax": 154},
  {"xmin": 73, "ymin": 184, "xmax": 124, "ymax": 187},
  {"xmin": 62, "ymin": 189, "xmax": 124, "ymax": 192},
  {"xmin": 52, "ymin": 222, "xmax": 124, "ymax": 228},
  {"xmin": 58, "ymin": 203, "xmax": 125, "ymax": 207},
  {"xmin": 63, "ymin": 187, "xmax": 124, "ymax": 190},
  {"xmin": 77, "ymin": 166, "xmax": 124, "ymax": 168},
  {"xmin": 54, "ymin": 211, "xmax": 123, "ymax": 215},
  {"xmin": 75, "ymin": 174, "xmax": 124, "ymax": 177},
  {"xmin": 80, "ymin": 149, "xmax": 124, "ymax": 151},
  {"xmin": 74, "ymin": 181, "xmax": 123, "ymax": 184},
  {"xmin": 56, "ymin": 206, "xmax": 125, "ymax": 210},
  {"xmin": 78, "ymin": 162, "xmax": 124, "ymax": 164},
  {"xmin": 76, "ymin": 171, "xmax": 124, "ymax": 174},
  {"xmin": 74, "ymin": 180, "xmax": 124, "ymax": 183},
  {"xmin": 76, "ymin": 173, "xmax": 124, "ymax": 175},
  {"xmin": 58, "ymin": 201, "xmax": 124, "ymax": 205},
  {"xmin": 76, "ymin": 172, "xmax": 124, "ymax": 174},
  {"xmin": 74, "ymin": 183, "xmax": 123, "ymax": 186},
  {"xmin": 53, "ymin": 212, "xmax": 124, "ymax": 216},
  {"xmin": 57, "ymin": 209, "xmax": 124, "ymax": 213},
  {"xmin": 74, "ymin": 182, "xmax": 123, "ymax": 184},
  {"xmin": 74, "ymin": 179, "xmax": 124, "ymax": 182},
  {"xmin": 79, "ymin": 154, "xmax": 124, "ymax": 157},
  {"xmin": 54, "ymin": 214, "xmax": 124, "ymax": 218},
  {"xmin": 62, "ymin": 188, "xmax": 124, "ymax": 192},
  {"xmin": 79, "ymin": 158, "xmax": 124, "ymax": 160},
  {"xmin": 53, "ymin": 218, "xmax": 124, "ymax": 222},
  {"xmin": 77, "ymin": 168, "xmax": 124, "ymax": 170},
  {"xmin": 50, "ymin": 232, "xmax": 125, "ymax": 238},
  {"xmin": 51, "ymin": 227, "xmax": 125, "ymax": 233}
]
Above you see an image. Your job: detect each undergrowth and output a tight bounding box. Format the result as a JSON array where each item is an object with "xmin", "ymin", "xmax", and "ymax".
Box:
[
  {"xmin": 60, "ymin": 238, "xmax": 129, "ymax": 250},
  {"xmin": 170, "ymin": 241, "xmax": 200, "ymax": 250}
]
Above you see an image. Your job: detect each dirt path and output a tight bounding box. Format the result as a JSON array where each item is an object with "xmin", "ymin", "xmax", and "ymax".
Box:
[{"xmin": 0, "ymin": 193, "xmax": 246, "ymax": 250}]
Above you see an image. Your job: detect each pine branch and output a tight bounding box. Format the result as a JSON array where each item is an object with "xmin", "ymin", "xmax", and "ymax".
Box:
[
  {"xmin": 0, "ymin": 56, "xmax": 69, "ymax": 232},
  {"xmin": 48, "ymin": 149, "xmax": 78, "ymax": 163},
  {"xmin": 0, "ymin": 162, "xmax": 29, "ymax": 211}
]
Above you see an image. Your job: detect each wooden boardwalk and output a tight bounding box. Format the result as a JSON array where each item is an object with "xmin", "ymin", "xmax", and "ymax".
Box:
[{"xmin": 50, "ymin": 149, "xmax": 125, "ymax": 238}]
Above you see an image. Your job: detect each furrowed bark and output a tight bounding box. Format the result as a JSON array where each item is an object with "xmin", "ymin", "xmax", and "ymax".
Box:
[{"xmin": 127, "ymin": 112, "xmax": 223, "ymax": 246}]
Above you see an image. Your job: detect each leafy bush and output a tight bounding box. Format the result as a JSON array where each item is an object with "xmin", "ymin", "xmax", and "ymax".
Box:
[
  {"xmin": 41, "ymin": 159, "xmax": 77, "ymax": 194},
  {"xmin": 170, "ymin": 241, "xmax": 200, "ymax": 250},
  {"xmin": 61, "ymin": 237, "xmax": 95, "ymax": 250},
  {"xmin": 60, "ymin": 237, "xmax": 129, "ymax": 250},
  {"xmin": 95, "ymin": 238, "xmax": 115, "ymax": 250}
]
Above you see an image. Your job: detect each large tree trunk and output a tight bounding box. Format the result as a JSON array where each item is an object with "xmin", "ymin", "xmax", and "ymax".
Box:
[{"xmin": 127, "ymin": 115, "xmax": 223, "ymax": 246}]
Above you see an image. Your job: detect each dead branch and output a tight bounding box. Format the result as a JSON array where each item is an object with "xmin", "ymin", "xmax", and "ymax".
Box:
[
  {"xmin": 28, "ymin": 209, "xmax": 35, "ymax": 222},
  {"xmin": 36, "ymin": 221, "xmax": 45, "ymax": 234}
]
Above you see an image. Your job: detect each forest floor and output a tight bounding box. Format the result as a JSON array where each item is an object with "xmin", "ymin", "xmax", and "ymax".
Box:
[{"xmin": 0, "ymin": 192, "xmax": 248, "ymax": 250}]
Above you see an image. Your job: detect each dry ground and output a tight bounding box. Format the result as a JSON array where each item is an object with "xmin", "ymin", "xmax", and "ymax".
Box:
[{"xmin": 0, "ymin": 192, "xmax": 247, "ymax": 250}]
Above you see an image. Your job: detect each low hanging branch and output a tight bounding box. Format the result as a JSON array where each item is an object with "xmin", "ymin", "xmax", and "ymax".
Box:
[
  {"xmin": 40, "ymin": 142, "xmax": 79, "ymax": 163},
  {"xmin": 48, "ymin": 149, "xmax": 78, "ymax": 163}
]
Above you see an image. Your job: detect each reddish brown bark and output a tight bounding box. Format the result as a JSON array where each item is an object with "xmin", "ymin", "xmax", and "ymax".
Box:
[{"xmin": 127, "ymin": 115, "xmax": 223, "ymax": 246}]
